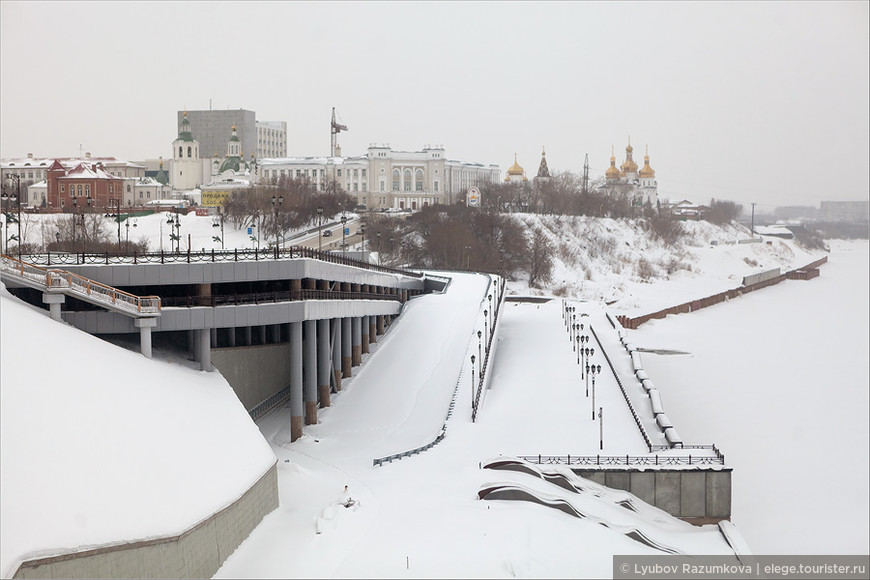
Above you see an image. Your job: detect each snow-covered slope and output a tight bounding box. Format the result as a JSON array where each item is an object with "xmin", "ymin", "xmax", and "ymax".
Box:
[
  {"xmin": 0, "ymin": 282, "xmax": 276, "ymax": 578},
  {"xmin": 507, "ymin": 214, "xmax": 823, "ymax": 316}
]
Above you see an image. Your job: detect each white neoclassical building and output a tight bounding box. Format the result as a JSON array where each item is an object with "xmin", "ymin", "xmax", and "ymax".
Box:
[{"xmin": 257, "ymin": 144, "xmax": 500, "ymax": 210}]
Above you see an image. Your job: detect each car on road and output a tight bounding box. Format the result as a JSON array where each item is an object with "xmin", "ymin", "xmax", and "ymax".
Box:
[{"xmin": 323, "ymin": 230, "xmax": 332, "ymax": 237}]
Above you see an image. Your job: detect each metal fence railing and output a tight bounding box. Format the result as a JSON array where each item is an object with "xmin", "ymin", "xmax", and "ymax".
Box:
[
  {"xmin": 161, "ymin": 289, "xmax": 402, "ymax": 308},
  {"xmin": 2, "ymin": 254, "xmax": 161, "ymax": 315},
  {"xmin": 517, "ymin": 451, "xmax": 725, "ymax": 467},
  {"xmin": 18, "ymin": 245, "xmax": 424, "ymax": 279}
]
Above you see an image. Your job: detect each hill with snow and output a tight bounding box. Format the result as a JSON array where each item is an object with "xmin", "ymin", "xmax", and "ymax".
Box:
[{"xmin": 503, "ymin": 214, "xmax": 821, "ymax": 316}]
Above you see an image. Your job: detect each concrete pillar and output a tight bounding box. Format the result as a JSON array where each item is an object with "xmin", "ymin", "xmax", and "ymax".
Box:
[
  {"xmin": 243, "ymin": 326, "xmax": 252, "ymax": 346},
  {"xmin": 188, "ymin": 330, "xmax": 197, "ymax": 360},
  {"xmin": 134, "ymin": 317, "xmax": 157, "ymax": 359},
  {"xmin": 197, "ymin": 283, "xmax": 211, "ymax": 299},
  {"xmin": 257, "ymin": 325, "xmax": 267, "ymax": 345},
  {"xmin": 289, "ymin": 321, "xmax": 303, "ymax": 441},
  {"xmin": 226, "ymin": 327, "xmax": 236, "ymax": 347},
  {"xmin": 369, "ymin": 317, "xmax": 377, "ymax": 343},
  {"xmin": 196, "ymin": 328, "xmax": 212, "ymax": 371},
  {"xmin": 210, "ymin": 327, "xmax": 217, "ymax": 346},
  {"xmin": 331, "ymin": 318, "xmax": 342, "ymax": 391},
  {"xmin": 341, "ymin": 317, "xmax": 352, "ymax": 378},
  {"xmin": 41, "ymin": 293, "xmax": 65, "ymax": 321},
  {"xmin": 270, "ymin": 324, "xmax": 281, "ymax": 343},
  {"xmin": 361, "ymin": 315, "xmax": 370, "ymax": 354},
  {"xmin": 352, "ymin": 317, "xmax": 362, "ymax": 366},
  {"xmin": 377, "ymin": 314, "xmax": 385, "ymax": 335},
  {"xmin": 317, "ymin": 319, "xmax": 331, "ymax": 407},
  {"xmin": 304, "ymin": 320, "xmax": 317, "ymax": 425}
]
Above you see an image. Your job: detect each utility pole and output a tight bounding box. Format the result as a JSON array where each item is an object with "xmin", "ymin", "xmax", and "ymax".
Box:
[
  {"xmin": 581, "ymin": 153, "xmax": 590, "ymax": 195},
  {"xmin": 750, "ymin": 202, "xmax": 757, "ymax": 237}
]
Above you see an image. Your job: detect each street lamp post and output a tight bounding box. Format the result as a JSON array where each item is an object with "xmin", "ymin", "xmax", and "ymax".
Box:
[
  {"xmin": 588, "ymin": 364, "xmax": 602, "ymax": 420},
  {"xmin": 470, "ymin": 354, "xmax": 476, "ymax": 409},
  {"xmin": 359, "ymin": 223, "xmax": 366, "ymax": 253},
  {"xmin": 341, "ymin": 215, "xmax": 348, "ymax": 257},
  {"xmin": 477, "ymin": 330, "xmax": 482, "ymax": 375},
  {"xmin": 1, "ymin": 174, "xmax": 21, "ymax": 259},
  {"xmin": 483, "ymin": 310, "xmax": 488, "ymax": 345},
  {"xmin": 376, "ymin": 231, "xmax": 381, "ymax": 265},
  {"xmin": 125, "ymin": 218, "xmax": 137, "ymax": 254},
  {"xmin": 212, "ymin": 207, "xmax": 225, "ymax": 249},
  {"xmin": 599, "ymin": 407, "xmax": 604, "ymax": 450},
  {"xmin": 73, "ymin": 194, "xmax": 94, "ymax": 257},
  {"xmin": 166, "ymin": 207, "xmax": 181, "ymax": 253},
  {"xmin": 584, "ymin": 348, "xmax": 594, "ymax": 396},
  {"xmin": 317, "ymin": 206, "xmax": 324, "ymax": 253},
  {"xmin": 271, "ymin": 195, "xmax": 283, "ymax": 252}
]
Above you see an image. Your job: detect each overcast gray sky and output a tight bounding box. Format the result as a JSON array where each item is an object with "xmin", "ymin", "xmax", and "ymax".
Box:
[{"xmin": 2, "ymin": 1, "xmax": 867, "ymax": 210}]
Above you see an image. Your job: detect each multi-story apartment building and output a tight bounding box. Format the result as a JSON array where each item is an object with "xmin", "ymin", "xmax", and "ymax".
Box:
[
  {"xmin": 256, "ymin": 121, "xmax": 287, "ymax": 158},
  {"xmin": 178, "ymin": 109, "xmax": 287, "ymax": 161},
  {"xmin": 256, "ymin": 144, "xmax": 500, "ymax": 210}
]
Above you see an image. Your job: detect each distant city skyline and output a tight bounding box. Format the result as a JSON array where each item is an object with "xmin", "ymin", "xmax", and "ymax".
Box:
[{"xmin": 1, "ymin": 1, "xmax": 867, "ymax": 210}]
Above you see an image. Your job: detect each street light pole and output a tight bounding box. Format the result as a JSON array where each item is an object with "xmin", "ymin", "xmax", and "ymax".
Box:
[
  {"xmin": 272, "ymin": 195, "xmax": 283, "ymax": 251},
  {"xmin": 1, "ymin": 174, "xmax": 21, "ymax": 259},
  {"xmin": 470, "ymin": 354, "xmax": 476, "ymax": 409},
  {"xmin": 599, "ymin": 407, "xmax": 604, "ymax": 450},
  {"xmin": 341, "ymin": 215, "xmax": 348, "ymax": 257},
  {"xmin": 317, "ymin": 206, "xmax": 324, "ymax": 253}
]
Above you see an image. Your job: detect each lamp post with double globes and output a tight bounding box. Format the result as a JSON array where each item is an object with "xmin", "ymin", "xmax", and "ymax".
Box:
[
  {"xmin": 588, "ymin": 364, "xmax": 602, "ymax": 420},
  {"xmin": 271, "ymin": 194, "xmax": 283, "ymax": 253},
  {"xmin": 1, "ymin": 174, "xmax": 21, "ymax": 259},
  {"xmin": 316, "ymin": 206, "xmax": 324, "ymax": 253}
]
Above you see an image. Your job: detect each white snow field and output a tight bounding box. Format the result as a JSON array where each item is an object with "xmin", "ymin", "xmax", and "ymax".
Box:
[
  {"xmin": 0, "ymin": 283, "xmax": 276, "ymax": 578},
  {"xmin": 627, "ymin": 239, "xmax": 869, "ymax": 555}
]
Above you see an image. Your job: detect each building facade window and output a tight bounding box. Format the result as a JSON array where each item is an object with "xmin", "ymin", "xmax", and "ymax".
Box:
[
  {"xmin": 179, "ymin": 146, "xmax": 183, "ymax": 157},
  {"xmin": 415, "ymin": 169, "xmax": 423, "ymax": 191},
  {"xmin": 392, "ymin": 169, "xmax": 400, "ymax": 191}
]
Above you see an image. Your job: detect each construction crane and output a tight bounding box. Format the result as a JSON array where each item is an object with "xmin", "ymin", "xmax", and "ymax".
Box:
[{"xmin": 330, "ymin": 107, "xmax": 348, "ymax": 157}]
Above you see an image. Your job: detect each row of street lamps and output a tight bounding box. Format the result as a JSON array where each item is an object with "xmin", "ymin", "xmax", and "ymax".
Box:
[{"xmin": 563, "ymin": 300, "xmax": 605, "ymax": 449}]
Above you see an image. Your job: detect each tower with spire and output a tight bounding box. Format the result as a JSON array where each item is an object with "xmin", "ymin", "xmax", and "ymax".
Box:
[
  {"xmin": 534, "ymin": 147, "xmax": 551, "ymax": 186},
  {"xmin": 172, "ymin": 111, "xmax": 203, "ymax": 191}
]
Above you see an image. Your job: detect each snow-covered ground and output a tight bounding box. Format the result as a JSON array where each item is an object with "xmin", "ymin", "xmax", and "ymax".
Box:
[
  {"xmin": 627, "ymin": 239, "xmax": 869, "ymax": 555},
  {"xmin": 0, "ymin": 283, "xmax": 276, "ymax": 578},
  {"xmin": 1, "ymin": 214, "xmax": 866, "ymax": 578}
]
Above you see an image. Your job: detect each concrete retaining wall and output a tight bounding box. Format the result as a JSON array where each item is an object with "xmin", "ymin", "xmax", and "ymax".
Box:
[
  {"xmin": 212, "ymin": 343, "xmax": 291, "ymax": 411},
  {"xmin": 14, "ymin": 462, "xmax": 279, "ymax": 579},
  {"xmin": 575, "ymin": 468, "xmax": 732, "ymax": 523}
]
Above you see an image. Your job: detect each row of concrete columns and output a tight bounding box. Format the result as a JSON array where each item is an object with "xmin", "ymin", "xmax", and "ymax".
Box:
[{"xmin": 282, "ymin": 313, "xmax": 393, "ymax": 441}]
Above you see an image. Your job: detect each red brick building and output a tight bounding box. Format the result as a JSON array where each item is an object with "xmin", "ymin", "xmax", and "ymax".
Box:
[{"xmin": 47, "ymin": 159, "xmax": 125, "ymax": 210}]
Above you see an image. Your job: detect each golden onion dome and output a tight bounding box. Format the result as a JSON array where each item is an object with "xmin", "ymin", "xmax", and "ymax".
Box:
[
  {"xmin": 638, "ymin": 146, "xmax": 655, "ymax": 178},
  {"xmin": 605, "ymin": 147, "xmax": 621, "ymax": 178},
  {"xmin": 506, "ymin": 153, "xmax": 525, "ymax": 176}
]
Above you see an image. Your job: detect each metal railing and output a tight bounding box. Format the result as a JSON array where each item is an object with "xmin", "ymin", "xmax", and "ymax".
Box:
[
  {"xmin": 517, "ymin": 452, "xmax": 725, "ymax": 467},
  {"xmin": 472, "ymin": 277, "xmax": 506, "ymax": 422},
  {"xmin": 161, "ymin": 289, "xmax": 401, "ymax": 308},
  {"xmin": 589, "ymin": 324, "xmax": 654, "ymax": 452},
  {"xmin": 2, "ymin": 254, "xmax": 161, "ymax": 315},
  {"xmin": 19, "ymin": 245, "xmax": 423, "ymax": 278}
]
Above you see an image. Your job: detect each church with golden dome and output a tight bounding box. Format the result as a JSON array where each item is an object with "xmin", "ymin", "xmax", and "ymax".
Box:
[{"xmin": 603, "ymin": 139, "xmax": 658, "ymax": 207}]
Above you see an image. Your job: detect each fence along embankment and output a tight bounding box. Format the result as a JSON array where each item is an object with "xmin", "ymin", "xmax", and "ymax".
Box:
[{"xmin": 616, "ymin": 256, "xmax": 827, "ymax": 330}]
